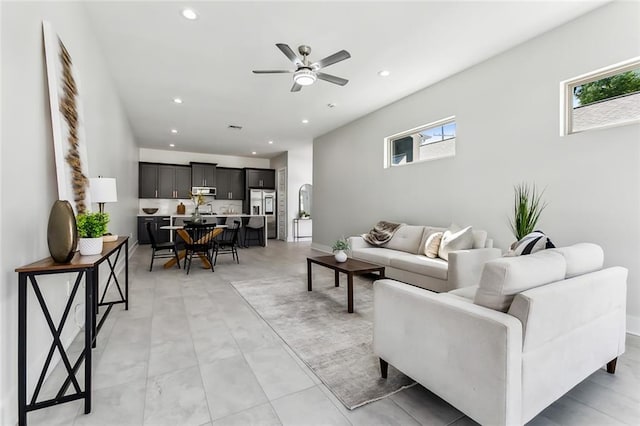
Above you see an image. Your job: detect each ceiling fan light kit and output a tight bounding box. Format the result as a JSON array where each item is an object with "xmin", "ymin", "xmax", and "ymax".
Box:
[
  {"xmin": 293, "ymin": 69, "xmax": 316, "ymax": 86},
  {"xmin": 253, "ymin": 43, "xmax": 351, "ymax": 92}
]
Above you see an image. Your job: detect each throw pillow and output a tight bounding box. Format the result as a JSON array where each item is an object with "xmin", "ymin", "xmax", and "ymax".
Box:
[
  {"xmin": 438, "ymin": 226, "xmax": 474, "ymax": 261},
  {"xmin": 506, "ymin": 230, "xmax": 555, "ymax": 257},
  {"xmin": 424, "ymin": 232, "xmax": 443, "ymax": 258}
]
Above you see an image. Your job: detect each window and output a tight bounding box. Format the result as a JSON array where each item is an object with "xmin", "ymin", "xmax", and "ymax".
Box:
[
  {"xmin": 561, "ymin": 57, "xmax": 640, "ymax": 135},
  {"xmin": 385, "ymin": 117, "xmax": 456, "ymax": 167}
]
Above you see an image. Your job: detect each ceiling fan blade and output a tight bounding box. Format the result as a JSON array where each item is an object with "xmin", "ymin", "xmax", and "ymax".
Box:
[
  {"xmin": 291, "ymin": 82, "xmax": 302, "ymax": 92},
  {"xmin": 316, "ymin": 72, "xmax": 349, "ymax": 86},
  {"xmin": 276, "ymin": 43, "xmax": 303, "ymax": 66},
  {"xmin": 312, "ymin": 50, "xmax": 351, "ymax": 69},
  {"xmin": 252, "ymin": 70, "xmax": 293, "ymax": 74}
]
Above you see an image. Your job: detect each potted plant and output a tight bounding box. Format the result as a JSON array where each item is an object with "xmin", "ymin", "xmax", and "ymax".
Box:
[
  {"xmin": 509, "ymin": 183, "xmax": 547, "ymax": 243},
  {"xmin": 332, "ymin": 237, "xmax": 350, "ymax": 263},
  {"xmin": 189, "ymin": 191, "xmax": 205, "ymax": 223},
  {"xmin": 76, "ymin": 212, "xmax": 109, "ymax": 255}
]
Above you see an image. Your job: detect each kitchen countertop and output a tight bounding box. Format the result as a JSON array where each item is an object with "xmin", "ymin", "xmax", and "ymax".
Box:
[{"xmin": 138, "ymin": 213, "xmax": 266, "ymax": 217}]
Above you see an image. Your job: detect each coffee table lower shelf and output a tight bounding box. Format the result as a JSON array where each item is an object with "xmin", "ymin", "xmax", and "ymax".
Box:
[{"xmin": 307, "ymin": 255, "xmax": 385, "ymax": 313}]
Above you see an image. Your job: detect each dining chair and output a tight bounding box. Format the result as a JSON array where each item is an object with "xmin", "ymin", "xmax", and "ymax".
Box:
[
  {"xmin": 183, "ymin": 223, "xmax": 217, "ymax": 274},
  {"xmin": 213, "ymin": 220, "xmax": 241, "ymax": 265},
  {"xmin": 244, "ymin": 216, "xmax": 264, "ymax": 247},
  {"xmin": 146, "ymin": 222, "xmax": 181, "ymax": 271}
]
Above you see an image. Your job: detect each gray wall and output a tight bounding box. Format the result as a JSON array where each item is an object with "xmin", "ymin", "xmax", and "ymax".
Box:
[
  {"xmin": 313, "ymin": 2, "xmax": 640, "ymax": 329},
  {"xmin": 1, "ymin": 2, "xmax": 139, "ymax": 423}
]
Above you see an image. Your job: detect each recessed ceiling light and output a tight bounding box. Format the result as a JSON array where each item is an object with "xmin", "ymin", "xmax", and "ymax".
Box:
[
  {"xmin": 173, "ymin": 98, "xmax": 183, "ymax": 104},
  {"xmin": 301, "ymin": 119, "xmax": 309, "ymax": 124},
  {"xmin": 181, "ymin": 8, "xmax": 198, "ymax": 20},
  {"xmin": 171, "ymin": 129, "xmax": 178, "ymax": 134},
  {"xmin": 268, "ymin": 140, "xmax": 273, "ymax": 144},
  {"xmin": 378, "ymin": 70, "xmax": 391, "ymax": 77},
  {"xmin": 252, "ymin": 151, "xmax": 257, "ymax": 155},
  {"xmin": 169, "ymin": 143, "xmax": 175, "ymax": 147}
]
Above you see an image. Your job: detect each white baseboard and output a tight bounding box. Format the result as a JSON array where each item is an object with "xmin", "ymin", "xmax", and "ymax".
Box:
[
  {"xmin": 627, "ymin": 315, "xmax": 640, "ymax": 336},
  {"xmin": 310, "ymin": 242, "xmax": 332, "ymax": 254}
]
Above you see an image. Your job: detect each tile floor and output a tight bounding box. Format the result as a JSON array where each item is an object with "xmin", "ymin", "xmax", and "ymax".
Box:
[{"xmin": 27, "ymin": 241, "xmax": 640, "ymax": 425}]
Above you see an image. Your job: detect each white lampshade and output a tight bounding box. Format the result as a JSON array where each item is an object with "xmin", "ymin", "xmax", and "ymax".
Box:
[{"xmin": 90, "ymin": 177, "xmax": 118, "ymax": 203}]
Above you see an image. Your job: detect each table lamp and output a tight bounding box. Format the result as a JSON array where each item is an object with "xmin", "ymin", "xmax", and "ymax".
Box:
[{"xmin": 90, "ymin": 177, "xmax": 118, "ymax": 241}]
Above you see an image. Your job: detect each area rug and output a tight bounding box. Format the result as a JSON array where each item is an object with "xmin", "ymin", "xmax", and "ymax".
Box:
[{"xmin": 230, "ymin": 273, "xmax": 415, "ymax": 409}]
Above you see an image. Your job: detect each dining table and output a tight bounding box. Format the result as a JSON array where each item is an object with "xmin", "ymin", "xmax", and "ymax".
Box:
[{"xmin": 159, "ymin": 224, "xmax": 227, "ymax": 269}]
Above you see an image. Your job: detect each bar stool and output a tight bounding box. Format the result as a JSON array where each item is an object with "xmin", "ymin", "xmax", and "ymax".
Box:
[{"xmin": 244, "ymin": 216, "xmax": 264, "ymax": 247}]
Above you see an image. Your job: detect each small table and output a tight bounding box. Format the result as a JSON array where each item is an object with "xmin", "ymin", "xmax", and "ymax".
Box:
[{"xmin": 307, "ymin": 255, "xmax": 385, "ymax": 313}]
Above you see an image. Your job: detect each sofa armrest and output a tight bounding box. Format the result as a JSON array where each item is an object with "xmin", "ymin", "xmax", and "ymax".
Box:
[
  {"xmin": 348, "ymin": 236, "xmax": 371, "ymax": 251},
  {"xmin": 374, "ymin": 279, "xmax": 522, "ymax": 426},
  {"xmin": 448, "ymin": 247, "xmax": 502, "ymax": 289}
]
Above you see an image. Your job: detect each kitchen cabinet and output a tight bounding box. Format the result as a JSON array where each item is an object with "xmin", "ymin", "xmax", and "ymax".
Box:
[
  {"xmin": 139, "ymin": 163, "xmax": 191, "ymax": 199},
  {"xmin": 191, "ymin": 162, "xmax": 217, "ymax": 187},
  {"xmin": 216, "ymin": 167, "xmax": 244, "ymax": 200},
  {"xmin": 137, "ymin": 216, "xmax": 171, "ymax": 244},
  {"xmin": 246, "ymin": 168, "xmax": 275, "ymax": 189}
]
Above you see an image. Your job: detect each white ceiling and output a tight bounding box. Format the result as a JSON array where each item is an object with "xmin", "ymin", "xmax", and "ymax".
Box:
[{"xmin": 84, "ymin": 1, "xmax": 606, "ymax": 158}]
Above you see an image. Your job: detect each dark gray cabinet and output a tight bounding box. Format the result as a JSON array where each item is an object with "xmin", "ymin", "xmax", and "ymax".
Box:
[
  {"xmin": 246, "ymin": 168, "xmax": 275, "ymax": 189},
  {"xmin": 139, "ymin": 163, "xmax": 191, "ymax": 199},
  {"xmin": 191, "ymin": 163, "xmax": 216, "ymax": 187},
  {"xmin": 138, "ymin": 216, "xmax": 171, "ymax": 244},
  {"xmin": 216, "ymin": 168, "xmax": 244, "ymax": 200}
]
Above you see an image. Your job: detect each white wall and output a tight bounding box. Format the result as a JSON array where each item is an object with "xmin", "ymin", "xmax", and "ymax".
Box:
[
  {"xmin": 270, "ymin": 145, "xmax": 313, "ymax": 241},
  {"xmin": 313, "ymin": 2, "xmax": 640, "ymax": 330},
  {"xmin": 1, "ymin": 2, "xmax": 139, "ymax": 423},
  {"xmin": 286, "ymin": 145, "xmax": 313, "ymax": 242},
  {"xmin": 140, "ymin": 147, "xmax": 270, "ymax": 168}
]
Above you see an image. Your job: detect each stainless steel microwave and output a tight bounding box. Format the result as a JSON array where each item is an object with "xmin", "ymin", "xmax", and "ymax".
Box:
[{"xmin": 191, "ymin": 186, "xmax": 216, "ymax": 196}]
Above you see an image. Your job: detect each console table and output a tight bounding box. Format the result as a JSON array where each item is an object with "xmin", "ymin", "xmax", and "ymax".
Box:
[
  {"xmin": 15, "ymin": 236, "xmax": 129, "ymax": 426},
  {"xmin": 293, "ymin": 218, "xmax": 312, "ymax": 240}
]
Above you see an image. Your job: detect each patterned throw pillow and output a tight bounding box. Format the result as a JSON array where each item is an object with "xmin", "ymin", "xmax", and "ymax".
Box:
[
  {"xmin": 424, "ymin": 232, "xmax": 443, "ymax": 258},
  {"xmin": 507, "ymin": 230, "xmax": 555, "ymax": 256}
]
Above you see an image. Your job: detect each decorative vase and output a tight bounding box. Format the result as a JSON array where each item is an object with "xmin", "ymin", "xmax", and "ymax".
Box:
[
  {"xmin": 334, "ymin": 250, "xmax": 348, "ymax": 263},
  {"xmin": 47, "ymin": 200, "xmax": 78, "ymax": 263},
  {"xmin": 78, "ymin": 237, "xmax": 103, "ymax": 256},
  {"xmin": 191, "ymin": 207, "xmax": 202, "ymax": 223}
]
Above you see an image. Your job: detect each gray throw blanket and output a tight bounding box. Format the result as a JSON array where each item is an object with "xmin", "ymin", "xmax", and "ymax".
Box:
[{"xmin": 362, "ymin": 221, "xmax": 402, "ymax": 246}]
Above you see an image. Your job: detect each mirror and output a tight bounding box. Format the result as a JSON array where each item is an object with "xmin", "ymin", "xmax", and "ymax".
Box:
[{"xmin": 299, "ymin": 184, "xmax": 312, "ymax": 218}]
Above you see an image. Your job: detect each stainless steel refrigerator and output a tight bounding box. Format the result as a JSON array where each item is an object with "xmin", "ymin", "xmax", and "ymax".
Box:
[{"xmin": 249, "ymin": 189, "xmax": 276, "ymax": 239}]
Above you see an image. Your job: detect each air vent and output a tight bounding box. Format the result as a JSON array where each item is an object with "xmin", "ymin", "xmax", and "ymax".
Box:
[{"xmin": 228, "ymin": 125, "xmax": 243, "ymax": 130}]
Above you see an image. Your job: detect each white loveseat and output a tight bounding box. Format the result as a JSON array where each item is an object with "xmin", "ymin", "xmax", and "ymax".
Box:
[
  {"xmin": 349, "ymin": 224, "xmax": 501, "ymax": 292},
  {"xmin": 373, "ymin": 243, "xmax": 627, "ymax": 426}
]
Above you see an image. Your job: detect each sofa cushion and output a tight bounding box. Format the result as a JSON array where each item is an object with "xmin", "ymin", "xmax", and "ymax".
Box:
[
  {"xmin": 472, "ymin": 230, "xmax": 488, "ymax": 249},
  {"xmin": 351, "ymin": 248, "xmax": 408, "ymax": 266},
  {"xmin": 390, "ymin": 255, "xmax": 448, "ymax": 280},
  {"xmin": 448, "ymin": 285, "xmax": 478, "ymax": 301},
  {"xmin": 549, "ymin": 243, "xmax": 604, "ymax": 278},
  {"xmin": 424, "ymin": 232, "xmax": 443, "ymax": 258},
  {"xmin": 438, "ymin": 226, "xmax": 474, "ymax": 261},
  {"xmin": 386, "ymin": 225, "xmax": 426, "ymax": 254},
  {"xmin": 474, "ymin": 250, "xmax": 566, "ymax": 312}
]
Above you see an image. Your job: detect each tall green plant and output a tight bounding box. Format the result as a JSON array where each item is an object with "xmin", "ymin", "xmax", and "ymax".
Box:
[
  {"xmin": 509, "ymin": 183, "xmax": 547, "ymax": 240},
  {"xmin": 76, "ymin": 212, "xmax": 109, "ymax": 238}
]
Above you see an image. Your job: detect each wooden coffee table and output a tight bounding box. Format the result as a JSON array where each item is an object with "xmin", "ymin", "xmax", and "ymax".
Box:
[{"xmin": 307, "ymin": 255, "xmax": 385, "ymax": 313}]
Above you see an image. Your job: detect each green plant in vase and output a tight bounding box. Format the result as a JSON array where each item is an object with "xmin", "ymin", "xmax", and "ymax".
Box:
[
  {"xmin": 76, "ymin": 212, "xmax": 110, "ymax": 255},
  {"xmin": 332, "ymin": 237, "xmax": 350, "ymax": 263},
  {"xmin": 509, "ymin": 183, "xmax": 547, "ymax": 241}
]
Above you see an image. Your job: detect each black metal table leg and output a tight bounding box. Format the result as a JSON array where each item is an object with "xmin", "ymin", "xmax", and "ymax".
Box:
[
  {"xmin": 125, "ymin": 239, "xmax": 129, "ymax": 310},
  {"xmin": 18, "ymin": 273, "xmax": 27, "ymax": 426},
  {"xmin": 84, "ymin": 270, "xmax": 92, "ymax": 414}
]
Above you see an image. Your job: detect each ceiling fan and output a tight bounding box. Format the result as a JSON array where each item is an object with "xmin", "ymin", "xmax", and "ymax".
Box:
[{"xmin": 253, "ymin": 43, "xmax": 351, "ymax": 92}]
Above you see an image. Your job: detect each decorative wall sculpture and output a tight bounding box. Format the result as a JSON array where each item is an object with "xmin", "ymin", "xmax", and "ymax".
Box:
[{"xmin": 43, "ymin": 21, "xmax": 91, "ymax": 214}]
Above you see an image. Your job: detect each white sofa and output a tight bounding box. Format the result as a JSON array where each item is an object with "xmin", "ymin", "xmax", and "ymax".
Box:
[
  {"xmin": 349, "ymin": 224, "xmax": 501, "ymax": 292},
  {"xmin": 373, "ymin": 243, "xmax": 627, "ymax": 426}
]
